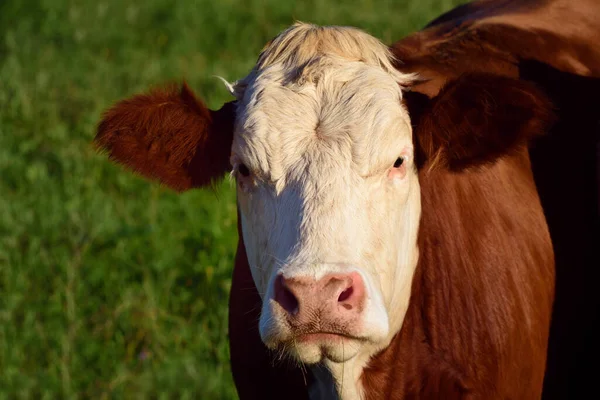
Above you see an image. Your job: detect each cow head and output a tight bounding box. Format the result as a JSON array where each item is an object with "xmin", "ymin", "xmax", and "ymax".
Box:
[{"xmin": 96, "ymin": 23, "xmax": 553, "ymax": 370}]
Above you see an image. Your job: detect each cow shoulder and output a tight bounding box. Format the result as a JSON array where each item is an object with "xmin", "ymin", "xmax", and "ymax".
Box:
[{"xmin": 391, "ymin": 0, "xmax": 600, "ymax": 97}]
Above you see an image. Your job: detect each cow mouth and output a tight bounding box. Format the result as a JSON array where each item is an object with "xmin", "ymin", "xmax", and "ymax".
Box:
[
  {"xmin": 292, "ymin": 331, "xmax": 365, "ymax": 343},
  {"xmin": 273, "ymin": 330, "xmax": 367, "ymax": 364}
]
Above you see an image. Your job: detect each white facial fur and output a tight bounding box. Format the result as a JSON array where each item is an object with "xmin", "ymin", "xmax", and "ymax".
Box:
[{"xmin": 226, "ymin": 23, "xmax": 421, "ymax": 398}]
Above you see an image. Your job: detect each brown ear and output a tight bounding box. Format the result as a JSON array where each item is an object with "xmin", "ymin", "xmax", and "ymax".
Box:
[
  {"xmin": 408, "ymin": 73, "xmax": 555, "ymax": 171},
  {"xmin": 95, "ymin": 83, "xmax": 235, "ymax": 191}
]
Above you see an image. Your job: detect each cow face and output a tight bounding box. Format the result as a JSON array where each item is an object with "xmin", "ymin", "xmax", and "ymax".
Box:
[
  {"xmin": 228, "ymin": 25, "xmax": 420, "ymax": 364},
  {"xmin": 95, "ymin": 23, "xmax": 554, "ymax": 369}
]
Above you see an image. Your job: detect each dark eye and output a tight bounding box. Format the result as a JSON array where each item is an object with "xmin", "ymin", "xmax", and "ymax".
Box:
[
  {"xmin": 238, "ymin": 163, "xmax": 250, "ymax": 177},
  {"xmin": 393, "ymin": 157, "xmax": 404, "ymax": 168}
]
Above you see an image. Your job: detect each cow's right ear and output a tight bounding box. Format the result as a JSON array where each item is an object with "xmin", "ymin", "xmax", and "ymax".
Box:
[{"xmin": 95, "ymin": 83, "xmax": 235, "ymax": 192}]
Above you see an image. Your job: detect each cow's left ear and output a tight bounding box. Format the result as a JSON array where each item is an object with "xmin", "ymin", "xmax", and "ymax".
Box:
[
  {"xmin": 405, "ymin": 73, "xmax": 555, "ymax": 171},
  {"xmin": 95, "ymin": 83, "xmax": 235, "ymax": 191}
]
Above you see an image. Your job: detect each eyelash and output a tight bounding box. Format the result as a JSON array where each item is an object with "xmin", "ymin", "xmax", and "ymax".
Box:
[{"xmin": 238, "ymin": 163, "xmax": 250, "ymax": 177}]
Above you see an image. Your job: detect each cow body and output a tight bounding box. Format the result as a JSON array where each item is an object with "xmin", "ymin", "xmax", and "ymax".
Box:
[
  {"xmin": 392, "ymin": 1, "xmax": 600, "ymax": 398},
  {"xmin": 229, "ymin": 1, "xmax": 599, "ymax": 399},
  {"xmin": 95, "ymin": 0, "xmax": 599, "ymax": 399}
]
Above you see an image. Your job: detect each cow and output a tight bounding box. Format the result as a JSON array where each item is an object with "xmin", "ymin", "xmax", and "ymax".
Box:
[{"xmin": 94, "ymin": 0, "xmax": 599, "ymax": 398}]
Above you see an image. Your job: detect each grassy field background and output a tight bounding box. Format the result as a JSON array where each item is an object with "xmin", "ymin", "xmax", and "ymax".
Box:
[{"xmin": 0, "ymin": 0, "xmax": 464, "ymax": 398}]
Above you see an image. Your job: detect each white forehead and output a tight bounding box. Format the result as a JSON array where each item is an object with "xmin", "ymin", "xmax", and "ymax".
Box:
[{"xmin": 229, "ymin": 23, "xmax": 416, "ymax": 181}]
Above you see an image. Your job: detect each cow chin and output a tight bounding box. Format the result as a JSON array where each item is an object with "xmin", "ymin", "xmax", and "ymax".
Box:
[
  {"xmin": 261, "ymin": 326, "xmax": 367, "ymax": 364},
  {"xmin": 285, "ymin": 335, "xmax": 363, "ymax": 364}
]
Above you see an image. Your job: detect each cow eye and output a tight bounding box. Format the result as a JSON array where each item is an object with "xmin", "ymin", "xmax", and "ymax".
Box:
[
  {"xmin": 238, "ymin": 163, "xmax": 250, "ymax": 177},
  {"xmin": 393, "ymin": 157, "xmax": 404, "ymax": 168}
]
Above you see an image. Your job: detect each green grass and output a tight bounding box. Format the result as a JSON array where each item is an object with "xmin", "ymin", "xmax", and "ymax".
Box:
[{"xmin": 0, "ymin": 0, "xmax": 464, "ymax": 398}]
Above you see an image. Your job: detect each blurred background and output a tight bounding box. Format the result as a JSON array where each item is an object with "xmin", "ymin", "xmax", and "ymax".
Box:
[{"xmin": 0, "ymin": 0, "xmax": 464, "ymax": 398}]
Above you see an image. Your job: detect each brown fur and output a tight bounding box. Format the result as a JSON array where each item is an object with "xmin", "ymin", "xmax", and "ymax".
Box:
[
  {"xmin": 392, "ymin": 0, "xmax": 600, "ymax": 97},
  {"xmin": 387, "ymin": 1, "xmax": 600, "ymax": 398},
  {"xmin": 95, "ymin": 83, "xmax": 235, "ymax": 191}
]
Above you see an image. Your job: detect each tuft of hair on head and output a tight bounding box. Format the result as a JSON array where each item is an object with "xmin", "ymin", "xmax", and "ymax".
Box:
[{"xmin": 233, "ymin": 22, "xmax": 417, "ymax": 96}]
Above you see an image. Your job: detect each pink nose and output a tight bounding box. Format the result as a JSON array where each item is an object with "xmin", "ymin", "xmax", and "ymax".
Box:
[{"xmin": 273, "ymin": 272, "xmax": 365, "ymax": 326}]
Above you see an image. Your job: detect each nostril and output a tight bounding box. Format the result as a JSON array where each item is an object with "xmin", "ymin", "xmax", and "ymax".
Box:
[
  {"xmin": 338, "ymin": 286, "xmax": 354, "ymax": 303},
  {"xmin": 274, "ymin": 275, "xmax": 299, "ymax": 315},
  {"xmin": 330, "ymin": 272, "xmax": 365, "ymax": 311}
]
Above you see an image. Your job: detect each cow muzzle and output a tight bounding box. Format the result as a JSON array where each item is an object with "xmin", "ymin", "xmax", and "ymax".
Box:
[
  {"xmin": 259, "ymin": 268, "xmax": 389, "ymax": 363},
  {"xmin": 274, "ymin": 272, "xmax": 365, "ymax": 327}
]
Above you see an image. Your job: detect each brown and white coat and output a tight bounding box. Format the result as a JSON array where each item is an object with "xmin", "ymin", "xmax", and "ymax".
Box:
[{"xmin": 95, "ymin": 0, "xmax": 600, "ymax": 398}]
